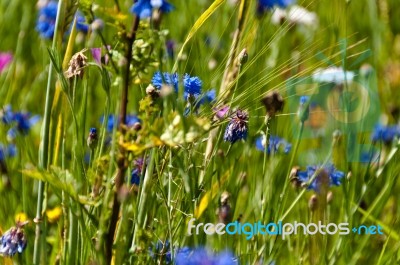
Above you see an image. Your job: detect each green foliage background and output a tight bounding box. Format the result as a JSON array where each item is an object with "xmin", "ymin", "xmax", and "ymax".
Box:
[{"xmin": 0, "ymin": 0, "xmax": 399, "ymax": 264}]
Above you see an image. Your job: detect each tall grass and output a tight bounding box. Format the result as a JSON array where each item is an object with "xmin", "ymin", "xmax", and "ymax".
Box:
[{"xmin": 0, "ymin": 0, "xmax": 399, "ymax": 264}]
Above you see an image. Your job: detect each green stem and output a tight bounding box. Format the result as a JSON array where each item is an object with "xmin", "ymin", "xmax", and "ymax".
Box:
[
  {"xmin": 167, "ymin": 149, "xmax": 174, "ymax": 260},
  {"xmin": 276, "ymin": 122, "xmax": 304, "ymax": 220},
  {"xmin": 130, "ymin": 148, "xmax": 156, "ymax": 253},
  {"xmin": 106, "ymin": 15, "xmax": 140, "ymax": 263},
  {"xmin": 33, "ymin": 1, "xmax": 65, "ymax": 263}
]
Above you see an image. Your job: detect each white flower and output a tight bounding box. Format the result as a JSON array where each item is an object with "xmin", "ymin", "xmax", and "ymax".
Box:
[
  {"xmin": 287, "ymin": 6, "xmax": 318, "ymax": 26},
  {"xmin": 150, "ymin": 0, "xmax": 163, "ymax": 8},
  {"xmin": 271, "ymin": 5, "xmax": 318, "ymax": 27},
  {"xmin": 312, "ymin": 67, "xmax": 355, "ymax": 84},
  {"xmin": 271, "ymin": 8, "xmax": 287, "ymax": 25}
]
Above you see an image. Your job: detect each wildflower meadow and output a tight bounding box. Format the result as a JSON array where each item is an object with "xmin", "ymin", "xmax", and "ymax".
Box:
[{"xmin": 0, "ymin": 0, "xmax": 400, "ymax": 264}]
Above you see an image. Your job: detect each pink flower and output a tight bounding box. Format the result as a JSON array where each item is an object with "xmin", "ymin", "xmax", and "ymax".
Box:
[
  {"xmin": 90, "ymin": 46, "xmax": 110, "ymax": 65},
  {"xmin": 0, "ymin": 52, "xmax": 13, "ymax": 73},
  {"xmin": 215, "ymin": 105, "xmax": 230, "ymax": 119}
]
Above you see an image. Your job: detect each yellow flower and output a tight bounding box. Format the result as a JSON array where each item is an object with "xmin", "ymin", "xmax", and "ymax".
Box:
[
  {"xmin": 46, "ymin": 206, "xmax": 62, "ymax": 223},
  {"xmin": 15, "ymin": 212, "xmax": 28, "ymax": 223}
]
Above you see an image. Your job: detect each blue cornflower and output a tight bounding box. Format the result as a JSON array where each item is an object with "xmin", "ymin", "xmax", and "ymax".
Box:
[
  {"xmin": 0, "ymin": 223, "xmax": 27, "ymax": 257},
  {"xmin": 257, "ymin": 0, "xmax": 295, "ymax": 14},
  {"xmin": 0, "ymin": 143, "xmax": 17, "ymax": 161},
  {"xmin": 151, "ymin": 71, "xmax": 179, "ymax": 92},
  {"xmin": 295, "ymin": 164, "xmax": 345, "ymax": 192},
  {"xmin": 100, "ymin": 115, "xmax": 141, "ymax": 133},
  {"xmin": 75, "ymin": 12, "xmax": 89, "ymax": 33},
  {"xmin": 126, "ymin": 115, "xmax": 141, "ymax": 128},
  {"xmin": 224, "ymin": 110, "xmax": 248, "ymax": 144},
  {"xmin": 131, "ymin": 0, "xmax": 173, "ymax": 19},
  {"xmin": 183, "ymin": 74, "xmax": 202, "ymax": 98},
  {"xmin": 149, "ymin": 240, "xmax": 172, "ymax": 264},
  {"xmin": 36, "ymin": 1, "xmax": 58, "ymax": 39},
  {"xmin": 36, "ymin": 1, "xmax": 89, "ymax": 39},
  {"xmin": 371, "ymin": 124, "xmax": 400, "ymax": 143},
  {"xmin": 0, "ymin": 105, "xmax": 14, "ymax": 124},
  {"xmin": 131, "ymin": 157, "xmax": 145, "ymax": 186},
  {"xmin": 185, "ymin": 89, "xmax": 216, "ymax": 116},
  {"xmin": 360, "ymin": 150, "xmax": 379, "ymax": 164},
  {"xmin": 255, "ymin": 135, "xmax": 291, "ymax": 154},
  {"xmin": 11, "ymin": 112, "xmax": 40, "ymax": 135},
  {"xmin": 87, "ymin": 128, "xmax": 98, "ymax": 148},
  {"xmin": 298, "ymin": 96, "xmax": 310, "ymax": 122},
  {"xmin": 1, "ymin": 106, "xmax": 40, "ymax": 138},
  {"xmin": 175, "ymin": 247, "xmax": 238, "ymax": 265},
  {"xmin": 166, "ymin": 40, "xmax": 175, "ymax": 59}
]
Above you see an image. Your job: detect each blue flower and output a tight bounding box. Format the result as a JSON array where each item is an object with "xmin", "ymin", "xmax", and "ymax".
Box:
[
  {"xmin": 175, "ymin": 247, "xmax": 238, "ymax": 265},
  {"xmin": 298, "ymin": 96, "xmax": 310, "ymax": 122},
  {"xmin": 185, "ymin": 89, "xmax": 216, "ymax": 116},
  {"xmin": 255, "ymin": 135, "xmax": 291, "ymax": 154},
  {"xmin": 0, "ymin": 224, "xmax": 27, "ymax": 257},
  {"xmin": 371, "ymin": 124, "xmax": 400, "ymax": 143},
  {"xmin": 1, "ymin": 106, "xmax": 40, "ymax": 138},
  {"xmin": 166, "ymin": 40, "xmax": 175, "ymax": 59},
  {"xmin": 36, "ymin": 1, "xmax": 58, "ymax": 39},
  {"xmin": 13, "ymin": 112, "xmax": 40, "ymax": 134},
  {"xmin": 131, "ymin": 158, "xmax": 145, "ymax": 186},
  {"xmin": 131, "ymin": 0, "xmax": 174, "ymax": 19},
  {"xmin": 1, "ymin": 105, "xmax": 14, "ymax": 124},
  {"xmin": 149, "ymin": 240, "xmax": 172, "ymax": 264},
  {"xmin": 36, "ymin": 1, "xmax": 89, "ymax": 39},
  {"xmin": 295, "ymin": 164, "xmax": 345, "ymax": 192},
  {"xmin": 76, "ymin": 12, "xmax": 89, "ymax": 33},
  {"xmin": 183, "ymin": 74, "xmax": 202, "ymax": 98},
  {"xmin": 257, "ymin": 0, "xmax": 295, "ymax": 14},
  {"xmin": 100, "ymin": 115, "xmax": 141, "ymax": 133},
  {"xmin": 151, "ymin": 71, "xmax": 179, "ymax": 92},
  {"xmin": 0, "ymin": 144, "xmax": 17, "ymax": 162},
  {"xmin": 224, "ymin": 110, "xmax": 248, "ymax": 144},
  {"xmin": 87, "ymin": 128, "xmax": 98, "ymax": 148}
]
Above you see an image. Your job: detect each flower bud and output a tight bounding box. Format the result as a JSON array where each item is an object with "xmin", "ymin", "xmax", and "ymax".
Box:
[
  {"xmin": 308, "ymin": 194, "xmax": 318, "ymax": 212},
  {"xmin": 238, "ymin": 48, "xmax": 248, "ymax": 66},
  {"xmin": 297, "ymin": 96, "xmax": 310, "ymax": 122},
  {"xmin": 261, "ymin": 90, "xmax": 284, "ymax": 117}
]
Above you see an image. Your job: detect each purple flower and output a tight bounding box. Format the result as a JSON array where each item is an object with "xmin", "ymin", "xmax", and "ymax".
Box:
[
  {"xmin": 0, "ymin": 52, "xmax": 12, "ymax": 73},
  {"xmin": 215, "ymin": 106, "xmax": 230, "ymax": 119},
  {"xmin": 131, "ymin": 158, "xmax": 145, "ymax": 185},
  {"xmin": 224, "ymin": 109, "xmax": 248, "ymax": 144},
  {"xmin": 91, "ymin": 46, "xmax": 111, "ymax": 65},
  {"xmin": 0, "ymin": 223, "xmax": 27, "ymax": 257}
]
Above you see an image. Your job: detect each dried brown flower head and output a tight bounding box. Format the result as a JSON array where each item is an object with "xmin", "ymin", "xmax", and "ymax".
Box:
[
  {"xmin": 65, "ymin": 49, "xmax": 88, "ymax": 79},
  {"xmin": 261, "ymin": 90, "xmax": 284, "ymax": 117}
]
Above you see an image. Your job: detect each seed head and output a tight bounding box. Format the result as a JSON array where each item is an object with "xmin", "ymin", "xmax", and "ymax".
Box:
[
  {"xmin": 65, "ymin": 49, "xmax": 88, "ymax": 79},
  {"xmin": 261, "ymin": 90, "xmax": 284, "ymax": 117}
]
